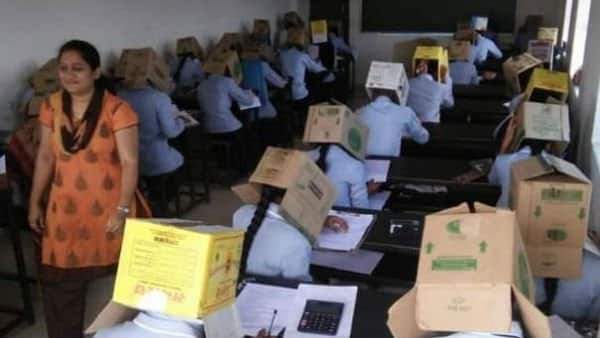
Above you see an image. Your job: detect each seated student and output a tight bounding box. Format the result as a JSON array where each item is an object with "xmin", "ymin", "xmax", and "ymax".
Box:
[
  {"xmin": 328, "ymin": 26, "xmax": 354, "ymax": 59},
  {"xmin": 471, "ymin": 31, "xmax": 504, "ymax": 65},
  {"xmin": 407, "ymin": 60, "xmax": 445, "ymax": 123},
  {"xmin": 94, "ymin": 312, "xmax": 204, "ymax": 338},
  {"xmin": 358, "ymin": 89, "xmax": 429, "ymax": 157},
  {"xmin": 448, "ymin": 42, "xmax": 493, "ymax": 86},
  {"xmin": 170, "ymin": 37, "xmax": 205, "ymax": 94}
]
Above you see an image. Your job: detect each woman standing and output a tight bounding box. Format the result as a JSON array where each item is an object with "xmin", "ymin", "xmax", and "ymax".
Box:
[{"xmin": 28, "ymin": 40, "xmax": 140, "ymax": 338}]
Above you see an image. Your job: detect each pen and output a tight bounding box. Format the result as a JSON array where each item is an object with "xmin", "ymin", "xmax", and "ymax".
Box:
[{"xmin": 267, "ymin": 309, "xmax": 278, "ymax": 337}]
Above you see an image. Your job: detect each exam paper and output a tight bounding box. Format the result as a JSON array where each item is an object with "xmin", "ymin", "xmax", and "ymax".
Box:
[
  {"xmin": 239, "ymin": 93, "xmax": 262, "ymax": 111},
  {"xmin": 236, "ymin": 283, "xmax": 297, "ymax": 337},
  {"xmin": 284, "ymin": 284, "xmax": 357, "ymax": 338},
  {"xmin": 311, "ymin": 249, "xmax": 383, "ymax": 275},
  {"xmin": 317, "ymin": 211, "xmax": 374, "ymax": 251},
  {"xmin": 366, "ymin": 159, "xmax": 391, "ymax": 183},
  {"xmin": 204, "ymin": 304, "xmax": 243, "ymax": 338},
  {"xmin": 369, "ymin": 191, "xmax": 391, "ymax": 211}
]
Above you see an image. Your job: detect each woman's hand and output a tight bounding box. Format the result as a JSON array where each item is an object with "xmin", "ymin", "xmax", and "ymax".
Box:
[
  {"xmin": 325, "ymin": 215, "xmax": 349, "ymax": 233},
  {"xmin": 28, "ymin": 203, "xmax": 45, "ymax": 234},
  {"xmin": 106, "ymin": 209, "xmax": 127, "ymax": 233}
]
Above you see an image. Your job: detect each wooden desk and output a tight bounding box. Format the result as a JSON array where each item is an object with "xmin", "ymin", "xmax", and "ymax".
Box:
[{"xmin": 442, "ymin": 98, "xmax": 508, "ymax": 124}]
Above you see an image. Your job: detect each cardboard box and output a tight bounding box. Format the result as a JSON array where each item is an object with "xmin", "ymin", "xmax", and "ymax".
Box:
[
  {"xmin": 412, "ymin": 46, "xmax": 449, "ymax": 83},
  {"xmin": 233, "ymin": 147, "xmax": 336, "ymax": 243},
  {"xmin": 510, "ymin": 155, "xmax": 591, "ymax": 278},
  {"xmin": 203, "ymin": 50, "xmax": 243, "ymax": 85},
  {"xmin": 471, "ymin": 16, "xmax": 489, "ymax": 31},
  {"xmin": 528, "ymin": 40, "xmax": 554, "ymax": 68},
  {"xmin": 448, "ymin": 40, "xmax": 472, "ymax": 61},
  {"xmin": 365, "ymin": 61, "xmax": 410, "ymax": 106},
  {"xmin": 252, "ymin": 19, "xmax": 271, "ymax": 37},
  {"xmin": 508, "ymin": 102, "xmax": 570, "ymax": 154},
  {"xmin": 387, "ymin": 203, "xmax": 551, "ymax": 337},
  {"xmin": 115, "ymin": 48, "xmax": 172, "ymax": 93},
  {"xmin": 525, "ymin": 68, "xmax": 569, "ymax": 104},
  {"xmin": 287, "ymin": 27, "xmax": 308, "ymax": 46},
  {"xmin": 29, "ymin": 58, "xmax": 60, "ymax": 96},
  {"xmin": 303, "ymin": 104, "xmax": 369, "ymax": 160},
  {"xmin": 310, "ymin": 20, "xmax": 328, "ymax": 44},
  {"xmin": 503, "ymin": 53, "xmax": 543, "ymax": 94},
  {"xmin": 538, "ymin": 27, "xmax": 560, "ymax": 45},
  {"xmin": 112, "ymin": 219, "xmax": 244, "ymax": 318},
  {"xmin": 176, "ymin": 36, "xmax": 205, "ymax": 60}
]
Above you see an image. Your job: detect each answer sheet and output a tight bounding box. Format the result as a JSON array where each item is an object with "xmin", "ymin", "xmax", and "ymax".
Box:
[
  {"xmin": 236, "ymin": 283, "xmax": 297, "ymax": 337},
  {"xmin": 317, "ymin": 211, "xmax": 374, "ymax": 251},
  {"xmin": 366, "ymin": 159, "xmax": 391, "ymax": 183}
]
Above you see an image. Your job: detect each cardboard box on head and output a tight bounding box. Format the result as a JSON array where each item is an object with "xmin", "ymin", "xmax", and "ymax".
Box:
[
  {"xmin": 232, "ymin": 147, "xmax": 336, "ymax": 244},
  {"xmin": 510, "ymin": 155, "xmax": 591, "ymax": 279},
  {"xmin": 538, "ymin": 27, "xmax": 560, "ymax": 45},
  {"xmin": 448, "ymin": 40, "xmax": 472, "ymax": 61},
  {"xmin": 528, "ymin": 40, "xmax": 555, "ymax": 69},
  {"xmin": 176, "ymin": 36, "xmax": 205, "ymax": 61},
  {"xmin": 365, "ymin": 61, "xmax": 410, "ymax": 106},
  {"xmin": 30, "ymin": 58, "xmax": 60, "ymax": 96},
  {"xmin": 471, "ymin": 16, "xmax": 489, "ymax": 31},
  {"xmin": 503, "ymin": 53, "xmax": 543, "ymax": 94},
  {"xmin": 287, "ymin": 27, "xmax": 308, "ymax": 47},
  {"xmin": 525, "ymin": 68, "xmax": 569, "ymax": 104},
  {"xmin": 507, "ymin": 101, "xmax": 570, "ymax": 155},
  {"xmin": 115, "ymin": 48, "xmax": 172, "ymax": 93},
  {"xmin": 303, "ymin": 104, "xmax": 369, "ymax": 161},
  {"xmin": 110, "ymin": 219, "xmax": 244, "ymax": 319},
  {"xmin": 203, "ymin": 50, "xmax": 243, "ymax": 85},
  {"xmin": 412, "ymin": 46, "xmax": 449, "ymax": 83},
  {"xmin": 387, "ymin": 203, "xmax": 551, "ymax": 337},
  {"xmin": 212, "ymin": 32, "xmax": 244, "ymax": 57},
  {"xmin": 253, "ymin": 19, "xmax": 271, "ymax": 38},
  {"xmin": 454, "ymin": 28, "xmax": 477, "ymax": 44},
  {"xmin": 310, "ymin": 20, "xmax": 328, "ymax": 44}
]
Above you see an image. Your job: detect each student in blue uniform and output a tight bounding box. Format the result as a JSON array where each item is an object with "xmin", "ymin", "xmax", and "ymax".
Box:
[
  {"xmin": 358, "ymin": 89, "xmax": 429, "ymax": 157},
  {"xmin": 170, "ymin": 38, "xmax": 205, "ymax": 95},
  {"xmin": 94, "ymin": 312, "xmax": 204, "ymax": 338},
  {"xmin": 488, "ymin": 145, "xmax": 535, "ymax": 208},
  {"xmin": 470, "ymin": 32, "xmax": 503, "ymax": 65},
  {"xmin": 328, "ymin": 26, "xmax": 354, "ymax": 60},
  {"xmin": 450, "ymin": 59, "xmax": 481, "ymax": 85},
  {"xmin": 407, "ymin": 60, "xmax": 445, "ymax": 123}
]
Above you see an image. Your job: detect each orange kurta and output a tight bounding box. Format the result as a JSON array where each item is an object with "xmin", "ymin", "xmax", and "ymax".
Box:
[{"xmin": 39, "ymin": 91, "xmax": 138, "ymax": 269}]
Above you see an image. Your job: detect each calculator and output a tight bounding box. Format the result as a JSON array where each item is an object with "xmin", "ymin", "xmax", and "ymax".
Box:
[{"xmin": 297, "ymin": 300, "xmax": 344, "ymax": 336}]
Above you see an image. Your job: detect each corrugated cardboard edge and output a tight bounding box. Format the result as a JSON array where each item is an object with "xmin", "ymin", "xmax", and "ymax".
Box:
[
  {"xmin": 85, "ymin": 301, "xmax": 137, "ymax": 335},
  {"xmin": 512, "ymin": 287, "xmax": 552, "ymax": 337},
  {"xmin": 387, "ymin": 289, "xmax": 432, "ymax": 338}
]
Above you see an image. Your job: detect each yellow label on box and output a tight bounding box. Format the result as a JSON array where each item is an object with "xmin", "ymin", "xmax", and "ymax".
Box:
[
  {"xmin": 526, "ymin": 68, "xmax": 569, "ymax": 97},
  {"xmin": 113, "ymin": 220, "xmax": 244, "ymax": 318}
]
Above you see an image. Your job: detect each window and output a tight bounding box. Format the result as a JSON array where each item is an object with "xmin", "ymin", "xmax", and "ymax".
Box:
[
  {"xmin": 561, "ymin": 0, "xmax": 573, "ymax": 44},
  {"xmin": 569, "ymin": 0, "xmax": 591, "ymax": 76}
]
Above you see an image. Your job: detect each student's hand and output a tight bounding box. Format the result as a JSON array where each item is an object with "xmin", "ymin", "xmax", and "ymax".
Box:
[
  {"xmin": 28, "ymin": 203, "xmax": 45, "ymax": 234},
  {"xmin": 589, "ymin": 230, "xmax": 600, "ymax": 249},
  {"xmin": 106, "ymin": 209, "xmax": 127, "ymax": 233},
  {"xmin": 325, "ymin": 216, "xmax": 349, "ymax": 233},
  {"xmin": 367, "ymin": 180, "xmax": 382, "ymax": 194},
  {"xmin": 254, "ymin": 329, "xmax": 277, "ymax": 338}
]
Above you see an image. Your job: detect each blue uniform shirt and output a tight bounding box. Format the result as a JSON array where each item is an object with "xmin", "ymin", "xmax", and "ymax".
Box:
[
  {"xmin": 279, "ymin": 48, "xmax": 328, "ymax": 101},
  {"xmin": 450, "ymin": 61, "xmax": 481, "ymax": 85},
  {"xmin": 488, "ymin": 146, "xmax": 533, "ymax": 208},
  {"xmin": 358, "ymin": 96, "xmax": 429, "ymax": 157},
  {"xmin": 170, "ymin": 56, "xmax": 204, "ymax": 90},
  {"xmin": 197, "ymin": 74, "xmax": 255, "ymax": 134},
  {"xmin": 94, "ymin": 312, "xmax": 203, "ymax": 338},
  {"xmin": 407, "ymin": 74, "xmax": 444, "ymax": 123},
  {"xmin": 118, "ymin": 87, "xmax": 185, "ymax": 177},
  {"xmin": 442, "ymin": 74, "xmax": 455, "ymax": 108},
  {"xmin": 260, "ymin": 61, "xmax": 288, "ymax": 118},
  {"xmin": 233, "ymin": 203, "xmax": 312, "ymax": 281},
  {"xmin": 471, "ymin": 35, "xmax": 503, "ymax": 64}
]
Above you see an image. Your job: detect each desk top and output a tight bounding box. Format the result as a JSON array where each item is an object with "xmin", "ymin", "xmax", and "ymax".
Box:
[
  {"xmin": 453, "ymin": 84, "xmax": 509, "ymax": 100},
  {"xmin": 423, "ymin": 123, "xmax": 496, "ymax": 143}
]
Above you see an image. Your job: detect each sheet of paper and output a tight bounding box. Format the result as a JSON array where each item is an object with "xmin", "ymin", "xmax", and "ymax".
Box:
[
  {"xmin": 284, "ymin": 284, "xmax": 357, "ymax": 338},
  {"xmin": 366, "ymin": 160, "xmax": 391, "ymax": 182},
  {"xmin": 239, "ymin": 93, "xmax": 262, "ymax": 111},
  {"xmin": 369, "ymin": 191, "xmax": 391, "ymax": 211},
  {"xmin": 203, "ymin": 304, "xmax": 244, "ymax": 338},
  {"xmin": 317, "ymin": 211, "xmax": 374, "ymax": 251},
  {"xmin": 311, "ymin": 249, "xmax": 383, "ymax": 275},
  {"xmin": 0, "ymin": 156, "xmax": 5, "ymax": 175},
  {"xmin": 236, "ymin": 283, "xmax": 297, "ymax": 337},
  {"xmin": 404, "ymin": 184, "xmax": 448, "ymax": 194}
]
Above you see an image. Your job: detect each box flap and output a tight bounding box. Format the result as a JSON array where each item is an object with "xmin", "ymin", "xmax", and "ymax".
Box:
[
  {"xmin": 544, "ymin": 154, "xmax": 591, "ymax": 184},
  {"xmin": 387, "ymin": 288, "xmax": 431, "ymax": 338},
  {"xmin": 512, "ymin": 287, "xmax": 552, "ymax": 337},
  {"xmin": 176, "ymin": 36, "xmax": 204, "ymax": 60},
  {"xmin": 249, "ymin": 147, "xmax": 304, "ymax": 189},
  {"xmin": 85, "ymin": 301, "xmax": 138, "ymax": 334},
  {"xmin": 511, "ymin": 156, "xmax": 555, "ymax": 182},
  {"xmin": 287, "ymin": 27, "xmax": 307, "ymax": 46},
  {"xmin": 528, "ymin": 40, "xmax": 554, "ymax": 64},
  {"xmin": 253, "ymin": 19, "xmax": 271, "ymax": 36}
]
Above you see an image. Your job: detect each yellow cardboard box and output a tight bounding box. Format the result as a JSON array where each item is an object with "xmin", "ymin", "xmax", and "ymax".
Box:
[
  {"xmin": 525, "ymin": 68, "xmax": 569, "ymax": 103},
  {"xmin": 502, "ymin": 53, "xmax": 543, "ymax": 94},
  {"xmin": 310, "ymin": 20, "xmax": 328, "ymax": 44},
  {"xmin": 510, "ymin": 155, "xmax": 591, "ymax": 278},
  {"xmin": 412, "ymin": 46, "xmax": 448, "ymax": 83},
  {"xmin": 113, "ymin": 219, "xmax": 244, "ymax": 318},
  {"xmin": 176, "ymin": 36, "xmax": 205, "ymax": 60},
  {"xmin": 303, "ymin": 104, "xmax": 369, "ymax": 160},
  {"xmin": 387, "ymin": 203, "xmax": 550, "ymax": 337}
]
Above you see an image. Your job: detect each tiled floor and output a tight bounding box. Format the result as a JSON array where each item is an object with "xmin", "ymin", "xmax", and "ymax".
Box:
[{"xmin": 1, "ymin": 187, "xmax": 243, "ymax": 338}]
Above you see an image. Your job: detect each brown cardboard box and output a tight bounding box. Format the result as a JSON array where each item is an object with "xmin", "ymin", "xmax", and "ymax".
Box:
[
  {"xmin": 525, "ymin": 68, "xmax": 569, "ymax": 104},
  {"xmin": 203, "ymin": 50, "xmax": 243, "ymax": 85},
  {"xmin": 387, "ymin": 203, "xmax": 550, "ymax": 337},
  {"xmin": 29, "ymin": 58, "xmax": 60, "ymax": 96},
  {"xmin": 507, "ymin": 102, "xmax": 570, "ymax": 155},
  {"xmin": 448, "ymin": 40, "xmax": 472, "ymax": 61},
  {"xmin": 538, "ymin": 27, "xmax": 560, "ymax": 45},
  {"xmin": 503, "ymin": 53, "xmax": 543, "ymax": 94},
  {"xmin": 528, "ymin": 40, "xmax": 554, "ymax": 68},
  {"xmin": 303, "ymin": 104, "xmax": 369, "ymax": 160},
  {"xmin": 253, "ymin": 19, "xmax": 271, "ymax": 38},
  {"xmin": 213, "ymin": 32, "xmax": 243, "ymax": 55},
  {"xmin": 115, "ymin": 48, "xmax": 172, "ymax": 93},
  {"xmin": 176, "ymin": 36, "xmax": 205, "ymax": 60},
  {"xmin": 233, "ymin": 147, "xmax": 336, "ymax": 243},
  {"xmin": 365, "ymin": 61, "xmax": 409, "ymax": 106},
  {"xmin": 510, "ymin": 155, "xmax": 591, "ymax": 278}
]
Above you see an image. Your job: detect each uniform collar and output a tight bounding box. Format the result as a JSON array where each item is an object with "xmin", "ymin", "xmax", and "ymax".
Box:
[
  {"xmin": 133, "ymin": 312, "xmax": 203, "ymax": 338},
  {"xmin": 418, "ymin": 73, "xmax": 435, "ymax": 82},
  {"xmin": 266, "ymin": 203, "xmax": 285, "ymax": 221}
]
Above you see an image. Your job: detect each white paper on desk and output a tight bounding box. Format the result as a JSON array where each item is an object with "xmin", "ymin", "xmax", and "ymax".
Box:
[
  {"xmin": 284, "ymin": 284, "xmax": 357, "ymax": 338},
  {"xmin": 317, "ymin": 211, "xmax": 374, "ymax": 251},
  {"xmin": 369, "ymin": 191, "xmax": 391, "ymax": 211},
  {"xmin": 203, "ymin": 304, "xmax": 243, "ymax": 338},
  {"xmin": 584, "ymin": 236, "xmax": 600, "ymax": 257},
  {"xmin": 239, "ymin": 94, "xmax": 262, "ymax": 111},
  {"xmin": 311, "ymin": 249, "xmax": 383, "ymax": 275},
  {"xmin": 0, "ymin": 156, "xmax": 5, "ymax": 175},
  {"xmin": 366, "ymin": 160, "xmax": 391, "ymax": 182},
  {"xmin": 236, "ymin": 283, "xmax": 297, "ymax": 337}
]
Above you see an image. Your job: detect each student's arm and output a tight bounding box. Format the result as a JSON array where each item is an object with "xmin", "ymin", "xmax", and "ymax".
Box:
[
  {"xmin": 303, "ymin": 54, "xmax": 328, "ymax": 74},
  {"xmin": 155, "ymin": 92, "xmax": 185, "ymax": 138},
  {"xmin": 405, "ymin": 111, "xmax": 430, "ymax": 144},
  {"xmin": 487, "ymin": 39, "xmax": 504, "ymax": 59},
  {"xmin": 28, "ymin": 125, "xmax": 54, "ymax": 233},
  {"xmin": 350, "ymin": 164, "xmax": 370, "ymax": 209},
  {"xmin": 227, "ymin": 79, "xmax": 256, "ymax": 106},
  {"xmin": 488, "ymin": 160, "xmax": 501, "ymax": 185},
  {"xmin": 442, "ymin": 76, "xmax": 455, "ymax": 108},
  {"xmin": 261, "ymin": 62, "xmax": 288, "ymax": 88}
]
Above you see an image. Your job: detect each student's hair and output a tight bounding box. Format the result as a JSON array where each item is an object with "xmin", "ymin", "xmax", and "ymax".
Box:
[
  {"xmin": 174, "ymin": 53, "xmax": 193, "ymax": 83},
  {"xmin": 521, "ymin": 139, "xmax": 547, "ymax": 155},
  {"xmin": 370, "ymin": 88, "xmax": 399, "ymax": 104},
  {"xmin": 315, "ymin": 144, "xmax": 331, "ymax": 173},
  {"xmin": 240, "ymin": 186, "xmax": 285, "ymax": 275}
]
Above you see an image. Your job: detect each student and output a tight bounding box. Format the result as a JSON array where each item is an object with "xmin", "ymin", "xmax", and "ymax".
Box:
[
  {"xmin": 488, "ymin": 144, "xmax": 538, "ymax": 208},
  {"xmin": 449, "ymin": 59, "xmax": 481, "ymax": 85},
  {"xmin": 94, "ymin": 312, "xmax": 204, "ymax": 338},
  {"xmin": 407, "ymin": 60, "xmax": 445, "ymax": 123},
  {"xmin": 328, "ymin": 26, "xmax": 354, "ymax": 59},
  {"xmin": 170, "ymin": 38, "xmax": 205, "ymax": 94},
  {"xmin": 470, "ymin": 32, "xmax": 503, "ymax": 65},
  {"xmin": 358, "ymin": 89, "xmax": 429, "ymax": 157}
]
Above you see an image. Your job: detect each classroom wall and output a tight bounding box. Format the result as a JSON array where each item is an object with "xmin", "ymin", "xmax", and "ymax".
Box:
[{"xmin": 0, "ymin": 0, "xmax": 298, "ymax": 131}]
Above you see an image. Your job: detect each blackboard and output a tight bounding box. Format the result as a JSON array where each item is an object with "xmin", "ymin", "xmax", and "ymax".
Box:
[{"xmin": 362, "ymin": 0, "xmax": 517, "ymax": 33}]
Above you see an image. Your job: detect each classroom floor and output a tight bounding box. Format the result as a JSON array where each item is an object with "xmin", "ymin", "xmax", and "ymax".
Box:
[{"xmin": 0, "ymin": 187, "xmax": 244, "ymax": 338}]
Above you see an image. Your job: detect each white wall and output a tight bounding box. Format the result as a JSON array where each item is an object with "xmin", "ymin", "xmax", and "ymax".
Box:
[{"xmin": 0, "ymin": 0, "xmax": 297, "ymax": 130}]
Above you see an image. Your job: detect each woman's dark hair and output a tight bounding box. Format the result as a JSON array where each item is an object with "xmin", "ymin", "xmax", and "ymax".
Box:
[
  {"xmin": 315, "ymin": 144, "xmax": 331, "ymax": 173},
  {"xmin": 521, "ymin": 139, "xmax": 547, "ymax": 156},
  {"xmin": 174, "ymin": 54, "xmax": 193, "ymax": 83},
  {"xmin": 240, "ymin": 186, "xmax": 284, "ymax": 275}
]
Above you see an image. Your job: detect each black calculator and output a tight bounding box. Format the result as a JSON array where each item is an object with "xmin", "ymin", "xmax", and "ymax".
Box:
[{"xmin": 297, "ymin": 300, "xmax": 344, "ymax": 336}]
